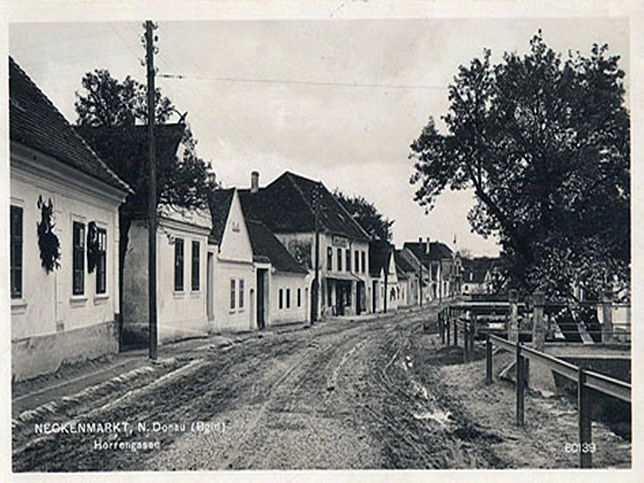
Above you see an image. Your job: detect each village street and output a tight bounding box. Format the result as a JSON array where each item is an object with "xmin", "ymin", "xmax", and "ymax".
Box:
[{"xmin": 12, "ymin": 304, "xmax": 630, "ymax": 472}]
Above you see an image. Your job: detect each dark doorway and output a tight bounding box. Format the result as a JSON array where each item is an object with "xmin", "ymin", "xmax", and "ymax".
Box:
[
  {"xmin": 256, "ymin": 268, "xmax": 267, "ymax": 329},
  {"xmin": 356, "ymin": 282, "xmax": 364, "ymax": 315},
  {"xmin": 372, "ymin": 280, "xmax": 378, "ymax": 312}
]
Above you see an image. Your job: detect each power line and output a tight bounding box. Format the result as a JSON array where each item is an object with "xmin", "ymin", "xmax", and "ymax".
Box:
[{"xmin": 158, "ymin": 73, "xmax": 446, "ymax": 90}]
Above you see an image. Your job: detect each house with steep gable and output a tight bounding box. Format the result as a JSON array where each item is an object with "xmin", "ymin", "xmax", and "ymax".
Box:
[{"xmin": 9, "ymin": 57, "xmax": 131, "ymax": 380}]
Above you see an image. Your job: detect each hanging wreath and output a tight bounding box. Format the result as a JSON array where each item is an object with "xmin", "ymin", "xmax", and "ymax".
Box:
[
  {"xmin": 37, "ymin": 195, "xmax": 61, "ymax": 273},
  {"xmin": 87, "ymin": 221, "xmax": 99, "ymax": 273}
]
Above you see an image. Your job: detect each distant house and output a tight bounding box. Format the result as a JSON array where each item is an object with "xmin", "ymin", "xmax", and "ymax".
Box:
[
  {"xmin": 368, "ymin": 240, "xmax": 398, "ymax": 313},
  {"xmin": 394, "ymin": 248, "xmax": 421, "ymax": 307},
  {"xmin": 239, "ymin": 171, "xmax": 371, "ymax": 318},
  {"xmin": 209, "ymin": 188, "xmax": 310, "ymax": 332},
  {"xmin": 9, "ymin": 58, "xmax": 131, "ymax": 380},
  {"xmin": 461, "ymin": 258, "xmax": 491, "ymax": 294},
  {"xmin": 79, "ymin": 123, "xmax": 212, "ymax": 344},
  {"xmin": 403, "ymin": 238, "xmax": 456, "ymax": 301}
]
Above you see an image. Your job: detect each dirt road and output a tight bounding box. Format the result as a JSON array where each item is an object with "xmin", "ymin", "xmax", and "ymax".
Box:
[{"xmin": 12, "ymin": 305, "xmax": 630, "ymax": 471}]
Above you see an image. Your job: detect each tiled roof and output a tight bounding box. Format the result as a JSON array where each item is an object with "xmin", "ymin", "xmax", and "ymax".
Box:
[
  {"xmin": 239, "ymin": 171, "xmax": 370, "ymax": 241},
  {"xmin": 9, "ymin": 57, "xmax": 130, "ymax": 192},
  {"xmin": 76, "ymin": 123, "xmax": 185, "ymax": 206},
  {"xmin": 246, "ymin": 220, "xmax": 308, "ymax": 274},
  {"xmin": 394, "ymin": 249, "xmax": 417, "ymax": 274},
  {"xmin": 403, "ymin": 242, "xmax": 428, "ymax": 261},
  {"xmin": 428, "ymin": 241, "xmax": 454, "ymax": 261},
  {"xmin": 207, "ymin": 188, "xmax": 235, "ymax": 245}
]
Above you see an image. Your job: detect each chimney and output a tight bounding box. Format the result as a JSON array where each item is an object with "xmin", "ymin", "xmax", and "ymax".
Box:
[
  {"xmin": 251, "ymin": 170, "xmax": 259, "ymax": 193},
  {"xmin": 418, "ymin": 237, "xmax": 422, "ymax": 243}
]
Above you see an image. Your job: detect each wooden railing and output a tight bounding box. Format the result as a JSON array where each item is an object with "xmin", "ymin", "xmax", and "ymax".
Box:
[{"xmin": 486, "ymin": 334, "xmax": 631, "ymax": 468}]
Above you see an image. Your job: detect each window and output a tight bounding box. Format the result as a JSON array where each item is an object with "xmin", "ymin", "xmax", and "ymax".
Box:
[
  {"xmin": 297, "ymin": 288, "xmax": 301, "ymax": 307},
  {"xmin": 279, "ymin": 288, "xmax": 283, "ymax": 309},
  {"xmin": 346, "ymin": 249, "xmax": 351, "ymax": 272},
  {"xmin": 73, "ymin": 221, "xmax": 85, "ymax": 295},
  {"xmin": 230, "ymin": 279, "xmax": 236, "ymax": 309},
  {"xmin": 361, "ymin": 251, "xmax": 366, "ymax": 273},
  {"xmin": 96, "ymin": 228, "xmax": 107, "ymax": 295},
  {"xmin": 191, "ymin": 240, "xmax": 200, "ymax": 291},
  {"xmin": 239, "ymin": 279, "xmax": 245, "ymax": 309},
  {"xmin": 337, "ymin": 248, "xmax": 342, "ymax": 271},
  {"xmin": 327, "ymin": 247, "xmax": 332, "ymax": 271},
  {"xmin": 10, "ymin": 206, "xmax": 23, "ymax": 299},
  {"xmin": 286, "ymin": 288, "xmax": 291, "ymax": 308},
  {"xmin": 354, "ymin": 251, "xmax": 359, "ymax": 274},
  {"xmin": 174, "ymin": 238, "xmax": 184, "ymax": 291}
]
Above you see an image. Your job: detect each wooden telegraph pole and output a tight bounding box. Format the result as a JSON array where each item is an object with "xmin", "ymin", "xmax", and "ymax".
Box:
[
  {"xmin": 312, "ymin": 184, "xmax": 320, "ymax": 323},
  {"xmin": 145, "ymin": 20, "xmax": 158, "ymax": 360}
]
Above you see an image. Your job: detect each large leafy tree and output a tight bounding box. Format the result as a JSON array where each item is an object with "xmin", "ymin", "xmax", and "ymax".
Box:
[
  {"xmin": 409, "ymin": 31, "xmax": 629, "ymax": 300},
  {"xmin": 334, "ymin": 189, "xmax": 394, "ymax": 241},
  {"xmin": 75, "ymin": 70, "xmax": 217, "ymax": 337}
]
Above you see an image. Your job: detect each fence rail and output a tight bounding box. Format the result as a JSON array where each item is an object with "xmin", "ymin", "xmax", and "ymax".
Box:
[{"xmin": 436, "ymin": 299, "xmax": 631, "ymax": 469}]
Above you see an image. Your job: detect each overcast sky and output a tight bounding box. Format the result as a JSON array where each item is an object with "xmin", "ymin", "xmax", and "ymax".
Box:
[{"xmin": 9, "ymin": 17, "xmax": 629, "ymax": 255}]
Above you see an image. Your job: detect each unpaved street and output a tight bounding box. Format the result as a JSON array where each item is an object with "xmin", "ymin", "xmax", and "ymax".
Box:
[{"xmin": 12, "ymin": 305, "xmax": 630, "ymax": 471}]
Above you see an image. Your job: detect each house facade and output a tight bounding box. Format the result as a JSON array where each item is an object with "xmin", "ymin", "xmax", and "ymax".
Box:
[
  {"xmin": 209, "ymin": 188, "xmax": 310, "ymax": 332},
  {"xmin": 403, "ymin": 238, "xmax": 456, "ymax": 302},
  {"xmin": 239, "ymin": 171, "xmax": 372, "ymax": 319},
  {"xmin": 368, "ymin": 240, "xmax": 398, "ymax": 313},
  {"xmin": 9, "ymin": 58, "xmax": 130, "ymax": 380},
  {"xmin": 121, "ymin": 206, "xmax": 212, "ymax": 343}
]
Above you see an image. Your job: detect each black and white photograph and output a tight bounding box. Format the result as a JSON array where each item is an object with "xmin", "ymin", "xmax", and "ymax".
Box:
[{"xmin": 1, "ymin": 0, "xmax": 640, "ymax": 479}]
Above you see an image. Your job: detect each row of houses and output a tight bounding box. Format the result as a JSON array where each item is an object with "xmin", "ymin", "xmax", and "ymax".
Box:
[{"xmin": 8, "ymin": 58, "xmax": 466, "ymax": 380}]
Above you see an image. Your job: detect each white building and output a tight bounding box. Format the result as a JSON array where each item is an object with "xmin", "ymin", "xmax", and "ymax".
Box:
[
  {"xmin": 121, "ymin": 206, "xmax": 212, "ymax": 343},
  {"xmin": 209, "ymin": 188, "xmax": 310, "ymax": 332},
  {"xmin": 9, "ymin": 58, "xmax": 131, "ymax": 380}
]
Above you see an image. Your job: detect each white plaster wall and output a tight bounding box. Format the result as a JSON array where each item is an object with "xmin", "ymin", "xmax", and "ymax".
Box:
[
  {"xmin": 213, "ymin": 260, "xmax": 256, "ymax": 332},
  {"xmin": 156, "ymin": 225, "xmax": 210, "ymax": 341},
  {"xmin": 268, "ymin": 271, "xmax": 310, "ymax": 325},
  {"xmin": 10, "ymin": 172, "xmax": 120, "ymax": 341}
]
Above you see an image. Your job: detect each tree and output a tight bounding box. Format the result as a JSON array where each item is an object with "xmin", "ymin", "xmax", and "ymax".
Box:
[
  {"xmin": 75, "ymin": 70, "xmax": 218, "ymax": 339},
  {"xmin": 409, "ymin": 31, "xmax": 629, "ymax": 300},
  {"xmin": 334, "ymin": 189, "xmax": 394, "ymax": 241}
]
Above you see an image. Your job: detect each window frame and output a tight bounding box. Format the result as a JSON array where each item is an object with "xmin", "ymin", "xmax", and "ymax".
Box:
[
  {"xmin": 230, "ymin": 279, "xmax": 236, "ymax": 310},
  {"xmin": 239, "ymin": 278, "xmax": 245, "ymax": 309},
  {"xmin": 327, "ymin": 247, "xmax": 333, "ymax": 271},
  {"xmin": 72, "ymin": 221, "xmax": 85, "ymax": 296},
  {"xmin": 10, "ymin": 205, "xmax": 23, "ymax": 299},
  {"xmin": 95, "ymin": 227, "xmax": 107, "ymax": 295},
  {"xmin": 191, "ymin": 240, "xmax": 200, "ymax": 292},
  {"xmin": 286, "ymin": 288, "xmax": 291, "ymax": 309},
  {"xmin": 174, "ymin": 237, "xmax": 185, "ymax": 292},
  {"xmin": 337, "ymin": 248, "xmax": 342, "ymax": 272},
  {"xmin": 346, "ymin": 249, "xmax": 351, "ymax": 272},
  {"xmin": 361, "ymin": 251, "xmax": 366, "ymax": 273},
  {"xmin": 354, "ymin": 251, "xmax": 359, "ymax": 275},
  {"xmin": 297, "ymin": 288, "xmax": 301, "ymax": 307},
  {"xmin": 279, "ymin": 288, "xmax": 284, "ymax": 309}
]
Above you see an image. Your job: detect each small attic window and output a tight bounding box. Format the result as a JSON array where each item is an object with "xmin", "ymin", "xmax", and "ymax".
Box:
[{"xmin": 232, "ymin": 221, "xmax": 240, "ymax": 232}]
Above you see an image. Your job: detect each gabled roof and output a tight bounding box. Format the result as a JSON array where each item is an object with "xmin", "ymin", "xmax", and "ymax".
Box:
[
  {"xmin": 246, "ymin": 220, "xmax": 308, "ymax": 274},
  {"xmin": 394, "ymin": 249, "xmax": 417, "ymax": 274},
  {"xmin": 403, "ymin": 241, "xmax": 428, "ymax": 261},
  {"xmin": 428, "ymin": 241, "xmax": 454, "ymax": 261},
  {"xmin": 9, "ymin": 57, "xmax": 130, "ymax": 192},
  {"xmin": 76, "ymin": 123, "xmax": 185, "ymax": 204},
  {"xmin": 238, "ymin": 171, "xmax": 370, "ymax": 241},
  {"xmin": 369, "ymin": 240, "xmax": 393, "ymax": 278},
  {"xmin": 207, "ymin": 188, "xmax": 235, "ymax": 245}
]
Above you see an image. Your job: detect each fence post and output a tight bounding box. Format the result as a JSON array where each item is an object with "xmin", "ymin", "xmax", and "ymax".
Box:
[
  {"xmin": 463, "ymin": 324, "xmax": 469, "ymax": 363},
  {"xmin": 486, "ymin": 335, "xmax": 493, "ymax": 384},
  {"xmin": 532, "ymin": 291, "xmax": 546, "ymax": 350},
  {"xmin": 446, "ymin": 312, "xmax": 451, "ymax": 346},
  {"xmin": 508, "ymin": 289, "xmax": 519, "ymax": 343},
  {"xmin": 516, "ymin": 342, "xmax": 525, "ymax": 426},
  {"xmin": 578, "ymin": 367, "xmax": 592, "ymax": 468},
  {"xmin": 469, "ymin": 322, "xmax": 476, "ymax": 362},
  {"xmin": 601, "ymin": 291, "xmax": 614, "ymax": 344},
  {"xmin": 440, "ymin": 311, "xmax": 445, "ymax": 344},
  {"xmin": 454, "ymin": 320, "xmax": 458, "ymax": 347}
]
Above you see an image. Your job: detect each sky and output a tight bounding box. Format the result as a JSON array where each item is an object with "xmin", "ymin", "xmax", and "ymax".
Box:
[{"xmin": 9, "ymin": 17, "xmax": 629, "ymax": 256}]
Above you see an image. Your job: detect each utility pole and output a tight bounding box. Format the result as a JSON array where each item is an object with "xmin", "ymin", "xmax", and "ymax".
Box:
[
  {"xmin": 145, "ymin": 20, "xmax": 158, "ymax": 360},
  {"xmin": 312, "ymin": 184, "xmax": 320, "ymax": 323}
]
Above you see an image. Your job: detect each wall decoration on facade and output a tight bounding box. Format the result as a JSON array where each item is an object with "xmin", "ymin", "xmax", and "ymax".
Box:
[
  {"xmin": 36, "ymin": 195, "xmax": 61, "ymax": 273},
  {"xmin": 288, "ymin": 239, "xmax": 312, "ymax": 269}
]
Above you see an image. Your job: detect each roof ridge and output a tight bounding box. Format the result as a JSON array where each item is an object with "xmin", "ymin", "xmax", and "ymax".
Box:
[
  {"xmin": 329, "ymin": 189, "xmax": 372, "ymax": 240},
  {"xmin": 286, "ymin": 171, "xmax": 317, "ymax": 219},
  {"xmin": 10, "ymin": 57, "xmax": 131, "ymax": 194}
]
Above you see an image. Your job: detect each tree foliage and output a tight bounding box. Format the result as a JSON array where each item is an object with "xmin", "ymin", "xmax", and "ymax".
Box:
[
  {"xmin": 75, "ymin": 69, "xmax": 217, "ymax": 210},
  {"xmin": 334, "ymin": 189, "xmax": 394, "ymax": 241},
  {"xmin": 409, "ymin": 31, "xmax": 629, "ymax": 299}
]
